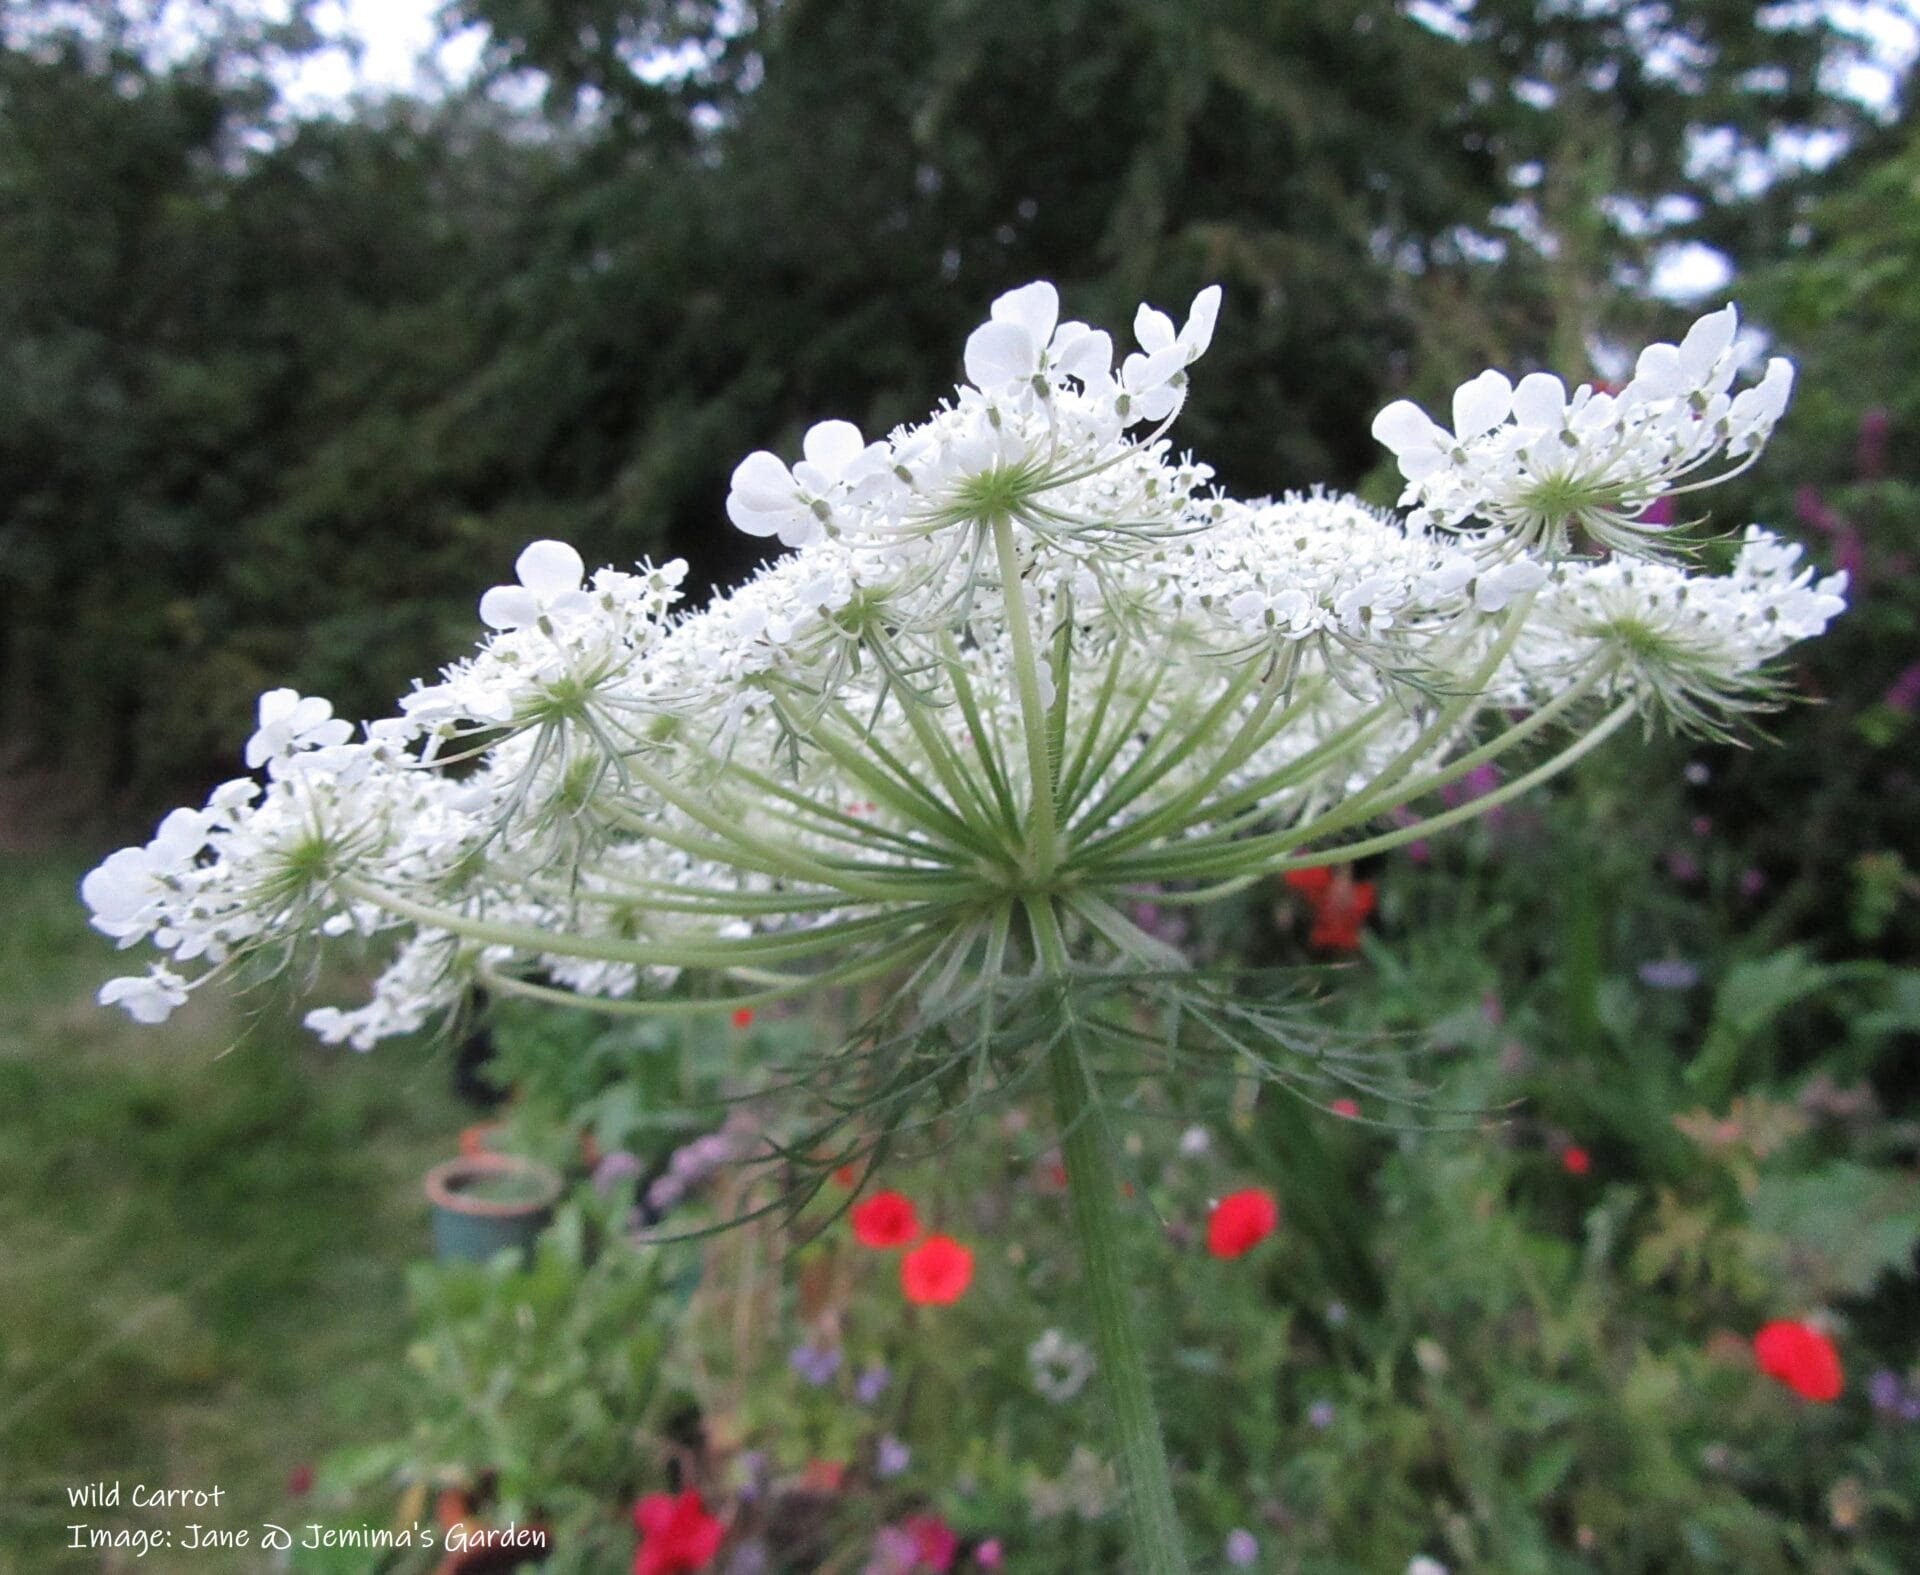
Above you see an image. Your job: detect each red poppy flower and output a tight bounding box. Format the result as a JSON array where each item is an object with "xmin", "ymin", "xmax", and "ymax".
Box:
[
  {"xmin": 1329, "ymin": 1097, "xmax": 1360, "ymax": 1119},
  {"xmin": 851, "ymin": 1190, "xmax": 921, "ymax": 1248},
  {"xmin": 904, "ymin": 1513, "xmax": 958, "ymax": 1572},
  {"xmin": 1561, "ymin": 1145, "xmax": 1591, "ymax": 1175},
  {"xmin": 633, "ymin": 1490, "xmax": 724, "ymax": 1575},
  {"xmin": 730, "ymin": 1007, "xmax": 755, "ymax": 1029},
  {"xmin": 1284, "ymin": 866, "xmax": 1334, "ymax": 898},
  {"xmin": 1306, "ymin": 879, "xmax": 1376, "ymax": 951},
  {"xmin": 901, "ymin": 1235, "xmax": 974, "ymax": 1304},
  {"xmin": 1753, "ymin": 1319, "xmax": 1843, "ymax": 1402},
  {"xmin": 1206, "ymin": 1188, "xmax": 1278, "ymax": 1258}
]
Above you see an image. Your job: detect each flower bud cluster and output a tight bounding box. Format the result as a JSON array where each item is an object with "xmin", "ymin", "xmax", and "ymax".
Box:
[{"xmin": 1373, "ymin": 305, "xmax": 1794, "ymax": 558}]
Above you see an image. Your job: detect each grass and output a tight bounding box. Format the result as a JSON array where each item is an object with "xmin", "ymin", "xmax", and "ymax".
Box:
[{"xmin": 0, "ymin": 849, "xmax": 473, "ymax": 1574}]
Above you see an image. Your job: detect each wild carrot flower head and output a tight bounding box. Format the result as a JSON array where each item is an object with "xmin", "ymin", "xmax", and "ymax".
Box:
[{"xmin": 85, "ymin": 282, "xmax": 1841, "ymax": 1163}]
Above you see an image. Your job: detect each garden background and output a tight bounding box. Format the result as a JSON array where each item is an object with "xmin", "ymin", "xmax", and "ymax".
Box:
[{"xmin": 2, "ymin": 1, "xmax": 1918, "ymax": 1571}]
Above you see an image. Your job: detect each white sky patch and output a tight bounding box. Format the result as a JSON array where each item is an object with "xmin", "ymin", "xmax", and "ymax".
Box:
[{"xmin": 275, "ymin": 0, "xmax": 485, "ymax": 110}]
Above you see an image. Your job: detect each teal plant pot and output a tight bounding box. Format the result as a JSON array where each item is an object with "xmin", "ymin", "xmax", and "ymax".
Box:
[{"xmin": 424, "ymin": 1152, "xmax": 564, "ymax": 1263}]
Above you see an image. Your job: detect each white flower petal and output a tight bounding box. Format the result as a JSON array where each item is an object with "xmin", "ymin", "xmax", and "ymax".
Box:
[
  {"xmin": 964, "ymin": 319, "xmax": 1037, "ymax": 390},
  {"xmin": 802, "ymin": 419, "xmax": 866, "ymax": 480},
  {"xmin": 1179, "ymin": 285, "xmax": 1222, "ymax": 358},
  {"xmin": 514, "ymin": 539, "xmax": 585, "ymax": 601},
  {"xmin": 479, "ymin": 585, "xmax": 539, "ymax": 630},
  {"xmin": 1511, "ymin": 372, "xmax": 1567, "ymax": 430},
  {"xmin": 989, "ymin": 280, "xmax": 1059, "ymax": 345},
  {"xmin": 1371, "ymin": 400, "xmax": 1446, "ymax": 457},
  {"xmin": 1451, "ymin": 370, "xmax": 1512, "ymax": 439},
  {"xmin": 1133, "ymin": 302, "xmax": 1176, "ymax": 353}
]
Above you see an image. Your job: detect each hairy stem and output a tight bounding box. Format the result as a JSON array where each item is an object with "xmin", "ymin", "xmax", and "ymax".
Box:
[{"xmin": 1031, "ymin": 901, "xmax": 1191, "ymax": 1575}]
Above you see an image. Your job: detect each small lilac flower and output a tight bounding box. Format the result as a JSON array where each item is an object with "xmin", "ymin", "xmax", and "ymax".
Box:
[
  {"xmin": 646, "ymin": 1173, "xmax": 686, "ymax": 1212},
  {"xmin": 734, "ymin": 1450, "xmax": 769, "ymax": 1502},
  {"xmin": 1666, "ymin": 849, "xmax": 1702, "ymax": 882},
  {"xmin": 1638, "ymin": 959, "xmax": 1700, "ymax": 990},
  {"xmin": 876, "ymin": 1434, "xmax": 912, "ymax": 1479},
  {"xmin": 974, "ymin": 1539, "xmax": 1004, "ymax": 1569},
  {"xmin": 789, "ymin": 1342, "xmax": 842, "ymax": 1386},
  {"xmin": 1224, "ymin": 1528, "xmax": 1259, "ymax": 1567},
  {"xmin": 1738, "ymin": 867, "xmax": 1767, "ymax": 897},
  {"xmin": 592, "ymin": 1150, "xmax": 643, "ymax": 1195},
  {"xmin": 725, "ymin": 1541, "xmax": 773, "ymax": 1575},
  {"xmin": 1885, "ymin": 663, "xmax": 1920, "ymax": 714},
  {"xmin": 1690, "ymin": 815, "xmax": 1711, "ymax": 837},
  {"xmin": 1308, "ymin": 1399, "xmax": 1336, "ymax": 1429},
  {"xmin": 855, "ymin": 1361, "xmax": 892, "ymax": 1404},
  {"xmin": 864, "ymin": 1526, "xmax": 919, "ymax": 1575},
  {"xmin": 1857, "ymin": 407, "xmax": 1889, "ymax": 480},
  {"xmin": 1125, "ymin": 897, "xmax": 1190, "ymax": 946},
  {"xmin": 1179, "ymin": 1125, "xmax": 1212, "ymax": 1158},
  {"xmin": 1869, "ymin": 1369, "xmax": 1902, "ymax": 1412},
  {"xmin": 1325, "ymin": 1300, "xmax": 1349, "ymax": 1327},
  {"xmin": 1441, "ymin": 761, "xmax": 1501, "ymax": 808},
  {"xmin": 1684, "ymin": 761, "xmax": 1710, "ymax": 785},
  {"xmin": 1388, "ymin": 805, "xmax": 1430, "ymax": 863}
]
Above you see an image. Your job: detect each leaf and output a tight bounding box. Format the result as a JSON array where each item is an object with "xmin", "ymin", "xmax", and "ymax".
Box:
[
  {"xmin": 1747, "ymin": 1162, "xmax": 1920, "ymax": 1298},
  {"xmin": 1687, "ymin": 948, "xmax": 1850, "ymax": 1103}
]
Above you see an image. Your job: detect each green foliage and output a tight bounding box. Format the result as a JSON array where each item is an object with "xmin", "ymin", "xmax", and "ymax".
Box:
[{"xmin": 322, "ymin": 1208, "xmax": 689, "ymax": 1572}]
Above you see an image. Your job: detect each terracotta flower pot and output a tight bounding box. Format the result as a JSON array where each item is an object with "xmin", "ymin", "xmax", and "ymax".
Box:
[{"xmin": 424, "ymin": 1153, "xmax": 563, "ymax": 1263}]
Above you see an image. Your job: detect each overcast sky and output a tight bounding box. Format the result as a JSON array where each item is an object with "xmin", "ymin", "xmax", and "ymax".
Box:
[{"xmin": 283, "ymin": 0, "xmax": 1916, "ymax": 111}]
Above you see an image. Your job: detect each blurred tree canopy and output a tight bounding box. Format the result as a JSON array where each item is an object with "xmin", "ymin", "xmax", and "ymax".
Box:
[{"xmin": 0, "ymin": 0, "xmax": 1906, "ymax": 806}]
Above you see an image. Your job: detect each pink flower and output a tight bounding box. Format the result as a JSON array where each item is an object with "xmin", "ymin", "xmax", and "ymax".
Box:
[{"xmin": 905, "ymin": 1514, "xmax": 958, "ymax": 1572}]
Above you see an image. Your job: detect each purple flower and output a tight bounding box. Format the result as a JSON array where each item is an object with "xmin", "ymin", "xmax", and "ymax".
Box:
[
  {"xmin": 592, "ymin": 1150, "xmax": 643, "ymax": 1195},
  {"xmin": 734, "ymin": 1450, "xmax": 768, "ymax": 1502},
  {"xmin": 1440, "ymin": 762, "xmax": 1502, "ymax": 814},
  {"xmin": 1885, "ymin": 663, "xmax": 1920, "ymax": 714},
  {"xmin": 855, "ymin": 1361, "xmax": 892, "ymax": 1404},
  {"xmin": 1857, "ymin": 407, "xmax": 1890, "ymax": 480},
  {"xmin": 1868, "ymin": 1368, "xmax": 1920, "ymax": 1422},
  {"xmin": 876, "ymin": 1434, "xmax": 912, "ymax": 1479},
  {"xmin": 1125, "ymin": 896, "xmax": 1191, "ymax": 946},
  {"xmin": 1224, "ymin": 1528, "xmax": 1260, "ymax": 1567},
  {"xmin": 863, "ymin": 1526, "xmax": 919, "ymax": 1575},
  {"xmin": 1308, "ymin": 1399, "xmax": 1336, "ymax": 1429},
  {"xmin": 725, "ymin": 1541, "xmax": 772, "ymax": 1575},
  {"xmin": 1738, "ymin": 867, "xmax": 1767, "ymax": 898},
  {"xmin": 646, "ymin": 1173, "xmax": 686, "ymax": 1212},
  {"xmin": 789, "ymin": 1342, "xmax": 842, "ymax": 1386},
  {"xmin": 1666, "ymin": 849, "xmax": 1702, "ymax": 882},
  {"xmin": 1638, "ymin": 959, "xmax": 1700, "ymax": 990}
]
